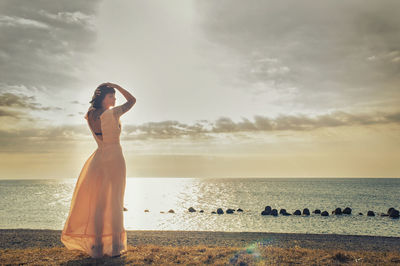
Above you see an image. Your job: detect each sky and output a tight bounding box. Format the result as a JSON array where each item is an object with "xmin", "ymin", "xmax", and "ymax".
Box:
[{"xmin": 0, "ymin": 0, "xmax": 399, "ymax": 179}]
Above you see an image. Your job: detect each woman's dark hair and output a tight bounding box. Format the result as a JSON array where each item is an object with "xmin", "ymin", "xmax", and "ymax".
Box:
[{"xmin": 89, "ymin": 85, "xmax": 116, "ymax": 109}]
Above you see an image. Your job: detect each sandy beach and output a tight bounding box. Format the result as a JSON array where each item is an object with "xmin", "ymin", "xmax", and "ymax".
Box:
[
  {"xmin": 0, "ymin": 229, "xmax": 399, "ymax": 251},
  {"xmin": 1, "ymin": 229, "xmax": 400, "ymax": 265}
]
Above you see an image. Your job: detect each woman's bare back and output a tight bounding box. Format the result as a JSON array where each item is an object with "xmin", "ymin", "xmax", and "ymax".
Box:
[{"xmin": 87, "ymin": 109, "xmax": 105, "ymax": 140}]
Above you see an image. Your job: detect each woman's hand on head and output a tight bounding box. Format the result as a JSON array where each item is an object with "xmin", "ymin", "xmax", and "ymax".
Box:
[{"xmin": 98, "ymin": 82, "xmax": 120, "ymax": 90}]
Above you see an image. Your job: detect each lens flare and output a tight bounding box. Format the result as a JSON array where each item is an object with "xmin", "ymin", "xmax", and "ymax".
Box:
[{"xmin": 228, "ymin": 236, "xmax": 277, "ymax": 264}]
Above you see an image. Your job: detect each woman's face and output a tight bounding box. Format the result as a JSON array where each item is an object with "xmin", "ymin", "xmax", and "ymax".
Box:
[{"xmin": 102, "ymin": 92, "xmax": 116, "ymax": 108}]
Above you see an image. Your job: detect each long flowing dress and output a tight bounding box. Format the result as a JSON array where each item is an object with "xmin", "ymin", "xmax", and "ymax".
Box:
[{"xmin": 60, "ymin": 105, "xmax": 127, "ymax": 258}]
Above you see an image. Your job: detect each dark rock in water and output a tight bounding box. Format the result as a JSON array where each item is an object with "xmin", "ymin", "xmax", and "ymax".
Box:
[
  {"xmin": 321, "ymin": 211, "xmax": 329, "ymax": 216},
  {"xmin": 199, "ymin": 210, "xmax": 204, "ymax": 213},
  {"xmin": 293, "ymin": 210, "xmax": 301, "ymax": 215},
  {"xmin": 168, "ymin": 209, "xmax": 175, "ymax": 213},
  {"xmin": 343, "ymin": 207, "xmax": 352, "ymax": 214},
  {"xmin": 358, "ymin": 212, "xmax": 363, "ymax": 215},
  {"xmin": 389, "ymin": 209, "xmax": 399, "ymax": 218},
  {"xmin": 303, "ymin": 208, "xmax": 310, "ymax": 215},
  {"xmin": 367, "ymin": 210, "xmax": 375, "ymax": 216},
  {"xmin": 188, "ymin": 207, "xmax": 196, "ymax": 212},
  {"xmin": 226, "ymin": 208, "xmax": 235, "ymax": 214},
  {"xmin": 279, "ymin": 208, "xmax": 287, "ymax": 214},
  {"xmin": 217, "ymin": 208, "xmax": 224, "ymax": 214},
  {"xmin": 388, "ymin": 207, "xmax": 395, "ymax": 215},
  {"xmin": 262, "ymin": 207, "xmax": 272, "ymax": 215},
  {"xmin": 237, "ymin": 208, "xmax": 243, "ymax": 212},
  {"xmin": 211, "ymin": 211, "xmax": 216, "ymax": 214},
  {"xmin": 313, "ymin": 209, "xmax": 321, "ymax": 214},
  {"xmin": 271, "ymin": 209, "xmax": 278, "ymax": 216},
  {"xmin": 334, "ymin": 208, "xmax": 342, "ymax": 215},
  {"xmin": 282, "ymin": 212, "xmax": 292, "ymax": 216}
]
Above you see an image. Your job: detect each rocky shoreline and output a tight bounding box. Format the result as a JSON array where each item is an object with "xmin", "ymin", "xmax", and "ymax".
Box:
[{"xmin": 1, "ymin": 229, "xmax": 399, "ymax": 252}]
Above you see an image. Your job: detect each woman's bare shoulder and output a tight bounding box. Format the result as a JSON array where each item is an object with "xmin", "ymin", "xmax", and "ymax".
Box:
[{"xmin": 88, "ymin": 109, "xmax": 103, "ymax": 121}]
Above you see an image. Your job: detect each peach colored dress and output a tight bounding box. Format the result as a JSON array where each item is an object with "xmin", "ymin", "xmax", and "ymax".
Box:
[{"xmin": 61, "ymin": 105, "xmax": 127, "ymax": 258}]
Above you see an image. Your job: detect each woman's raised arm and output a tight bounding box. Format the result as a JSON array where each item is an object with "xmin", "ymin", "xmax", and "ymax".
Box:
[{"xmin": 104, "ymin": 82, "xmax": 136, "ymax": 116}]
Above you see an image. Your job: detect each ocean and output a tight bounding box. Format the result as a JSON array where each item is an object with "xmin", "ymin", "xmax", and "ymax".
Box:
[{"xmin": 0, "ymin": 177, "xmax": 399, "ymax": 237}]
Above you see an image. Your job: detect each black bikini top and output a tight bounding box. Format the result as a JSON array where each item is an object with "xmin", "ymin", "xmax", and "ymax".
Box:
[{"xmin": 94, "ymin": 122, "xmax": 120, "ymax": 135}]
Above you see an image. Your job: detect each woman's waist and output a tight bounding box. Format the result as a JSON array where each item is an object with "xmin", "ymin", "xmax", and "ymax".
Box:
[{"xmin": 97, "ymin": 142, "xmax": 121, "ymax": 149}]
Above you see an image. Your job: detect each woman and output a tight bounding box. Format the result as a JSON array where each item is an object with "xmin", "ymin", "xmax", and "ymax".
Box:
[{"xmin": 60, "ymin": 82, "xmax": 136, "ymax": 258}]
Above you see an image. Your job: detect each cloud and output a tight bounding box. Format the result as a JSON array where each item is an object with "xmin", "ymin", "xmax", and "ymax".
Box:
[
  {"xmin": 210, "ymin": 110, "xmax": 400, "ymax": 132},
  {"xmin": 0, "ymin": 0, "xmax": 101, "ymax": 91},
  {"xmin": 37, "ymin": 10, "xmax": 96, "ymax": 31},
  {"xmin": 115, "ymin": 109, "xmax": 400, "ymax": 139},
  {"xmin": 0, "ymin": 108, "xmax": 19, "ymax": 118},
  {"xmin": 194, "ymin": 0, "xmax": 400, "ymax": 111},
  {"xmin": 0, "ymin": 92, "xmax": 62, "ymax": 112},
  {"xmin": 0, "ymin": 15, "xmax": 49, "ymax": 29},
  {"xmin": 1, "ymin": 107, "xmax": 399, "ymax": 152}
]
